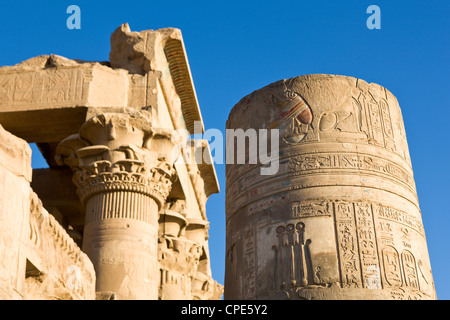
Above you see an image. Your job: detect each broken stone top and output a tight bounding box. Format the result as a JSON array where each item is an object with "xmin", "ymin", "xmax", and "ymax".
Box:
[
  {"xmin": 227, "ymin": 74, "xmax": 399, "ymax": 131},
  {"xmin": 109, "ymin": 23, "xmax": 204, "ymax": 133},
  {"xmin": 0, "ymin": 54, "xmax": 109, "ymax": 71},
  {"xmin": 110, "ymin": 23, "xmax": 183, "ymax": 75},
  {"xmin": 79, "ymin": 111, "xmax": 154, "ymax": 145}
]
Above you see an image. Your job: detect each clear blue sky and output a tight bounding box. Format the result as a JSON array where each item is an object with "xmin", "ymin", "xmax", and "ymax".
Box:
[{"xmin": 1, "ymin": 0, "xmax": 448, "ymax": 299}]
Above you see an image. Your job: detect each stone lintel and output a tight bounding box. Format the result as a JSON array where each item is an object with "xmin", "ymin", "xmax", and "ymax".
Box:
[
  {"xmin": 0, "ymin": 55, "xmax": 129, "ymax": 144},
  {"xmin": 0, "ymin": 107, "xmax": 88, "ymax": 144},
  {"xmin": 0, "ymin": 55, "xmax": 129, "ymax": 112}
]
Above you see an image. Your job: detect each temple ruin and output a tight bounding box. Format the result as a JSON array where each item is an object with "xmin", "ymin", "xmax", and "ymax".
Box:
[
  {"xmin": 0, "ymin": 25, "xmax": 436, "ymax": 300},
  {"xmin": 0, "ymin": 24, "xmax": 222, "ymax": 300}
]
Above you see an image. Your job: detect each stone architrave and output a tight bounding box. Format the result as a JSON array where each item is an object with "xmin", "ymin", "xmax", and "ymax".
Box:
[
  {"xmin": 225, "ymin": 75, "xmax": 436, "ymax": 300},
  {"xmin": 56, "ymin": 110, "xmax": 180, "ymax": 300}
]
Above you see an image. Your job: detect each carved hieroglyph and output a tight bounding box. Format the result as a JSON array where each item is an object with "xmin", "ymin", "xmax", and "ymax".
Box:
[
  {"xmin": 225, "ymin": 75, "xmax": 436, "ymax": 300},
  {"xmin": 0, "ymin": 23, "xmax": 222, "ymax": 300}
]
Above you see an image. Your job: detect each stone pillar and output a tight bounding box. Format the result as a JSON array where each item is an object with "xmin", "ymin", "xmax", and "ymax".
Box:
[
  {"xmin": 157, "ymin": 200, "xmax": 217, "ymax": 300},
  {"xmin": 56, "ymin": 111, "xmax": 179, "ymax": 299},
  {"xmin": 158, "ymin": 200, "xmax": 202, "ymax": 300},
  {"xmin": 225, "ymin": 75, "xmax": 436, "ymax": 300}
]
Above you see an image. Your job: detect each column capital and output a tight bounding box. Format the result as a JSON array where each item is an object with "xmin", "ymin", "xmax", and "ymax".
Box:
[{"xmin": 55, "ymin": 110, "xmax": 181, "ymax": 208}]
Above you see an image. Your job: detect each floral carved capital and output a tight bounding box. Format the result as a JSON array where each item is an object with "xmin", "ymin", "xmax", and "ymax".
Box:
[{"xmin": 55, "ymin": 111, "xmax": 181, "ymax": 208}]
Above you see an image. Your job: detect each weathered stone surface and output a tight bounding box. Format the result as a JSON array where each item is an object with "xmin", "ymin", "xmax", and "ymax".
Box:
[
  {"xmin": 0, "ymin": 124, "xmax": 32, "ymax": 181},
  {"xmin": 158, "ymin": 200, "xmax": 223, "ymax": 300},
  {"xmin": 225, "ymin": 74, "xmax": 436, "ymax": 300},
  {"xmin": 56, "ymin": 110, "xmax": 180, "ymax": 300},
  {"xmin": 0, "ymin": 125, "xmax": 31, "ymax": 299},
  {"xmin": 0, "ymin": 54, "xmax": 128, "ymax": 144},
  {"xmin": 0, "ymin": 24, "xmax": 221, "ymax": 300},
  {"xmin": 110, "ymin": 23, "xmax": 205, "ymax": 133},
  {"xmin": 24, "ymin": 191, "xmax": 96, "ymax": 300},
  {"xmin": 0, "ymin": 54, "xmax": 128, "ymax": 112},
  {"xmin": 0, "ymin": 125, "xmax": 95, "ymax": 300}
]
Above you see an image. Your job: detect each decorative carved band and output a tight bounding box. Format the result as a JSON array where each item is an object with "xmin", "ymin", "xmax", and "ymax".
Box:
[
  {"xmin": 74, "ymin": 162, "xmax": 172, "ymax": 207},
  {"xmin": 287, "ymin": 152, "xmax": 415, "ymax": 191}
]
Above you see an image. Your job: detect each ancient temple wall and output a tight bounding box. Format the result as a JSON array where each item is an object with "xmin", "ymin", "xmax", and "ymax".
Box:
[
  {"xmin": 24, "ymin": 191, "xmax": 96, "ymax": 300},
  {"xmin": 0, "ymin": 125, "xmax": 95, "ymax": 300},
  {"xmin": 225, "ymin": 75, "xmax": 436, "ymax": 300},
  {"xmin": 0, "ymin": 124, "xmax": 31, "ymax": 299}
]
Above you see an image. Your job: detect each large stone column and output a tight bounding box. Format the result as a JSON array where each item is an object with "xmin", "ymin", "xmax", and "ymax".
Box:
[
  {"xmin": 225, "ymin": 75, "xmax": 436, "ymax": 300},
  {"xmin": 56, "ymin": 111, "xmax": 179, "ymax": 299}
]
